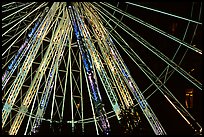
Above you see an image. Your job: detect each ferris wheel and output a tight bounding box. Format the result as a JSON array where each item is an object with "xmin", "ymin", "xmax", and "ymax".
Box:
[{"xmin": 2, "ymin": 2, "xmax": 202, "ymax": 135}]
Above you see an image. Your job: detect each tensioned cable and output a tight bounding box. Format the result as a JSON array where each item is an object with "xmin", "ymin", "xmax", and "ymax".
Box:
[
  {"xmin": 2, "ymin": 3, "xmax": 29, "ymax": 13},
  {"xmin": 104, "ymin": 2, "xmax": 119, "ymax": 27},
  {"xmin": 125, "ymin": 2, "xmax": 202, "ymax": 25},
  {"xmin": 108, "ymin": 3, "xmax": 129, "ymax": 34},
  {"xmin": 2, "ymin": 2, "xmax": 36, "ymax": 21},
  {"xmin": 2, "ymin": 2, "xmax": 16, "ymax": 8},
  {"xmin": 94, "ymin": 2, "xmax": 202, "ymax": 90},
  {"xmin": 142, "ymin": 2, "xmax": 200, "ymax": 95},
  {"xmin": 96, "ymin": 5, "xmax": 202, "ymax": 132},
  {"xmin": 99, "ymin": 2, "xmax": 202, "ymax": 55},
  {"xmin": 163, "ymin": 2, "xmax": 202, "ymax": 83},
  {"xmin": 2, "ymin": 2, "xmax": 48, "ymax": 56}
]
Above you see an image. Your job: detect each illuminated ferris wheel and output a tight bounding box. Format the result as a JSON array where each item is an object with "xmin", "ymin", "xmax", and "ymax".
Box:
[{"xmin": 2, "ymin": 2, "xmax": 202, "ymax": 135}]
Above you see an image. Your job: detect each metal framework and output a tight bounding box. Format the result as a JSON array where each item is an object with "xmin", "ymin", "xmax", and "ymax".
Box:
[{"xmin": 2, "ymin": 2, "xmax": 202, "ymax": 135}]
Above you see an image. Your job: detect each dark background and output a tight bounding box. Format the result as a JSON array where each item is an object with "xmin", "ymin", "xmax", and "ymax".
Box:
[
  {"xmin": 1, "ymin": 2, "xmax": 202, "ymax": 135},
  {"xmin": 95, "ymin": 1, "xmax": 203, "ymax": 135}
]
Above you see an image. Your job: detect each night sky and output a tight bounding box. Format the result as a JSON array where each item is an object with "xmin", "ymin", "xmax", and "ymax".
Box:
[
  {"xmin": 1, "ymin": 2, "xmax": 203, "ymax": 135},
  {"xmin": 97, "ymin": 1, "xmax": 202, "ymax": 135}
]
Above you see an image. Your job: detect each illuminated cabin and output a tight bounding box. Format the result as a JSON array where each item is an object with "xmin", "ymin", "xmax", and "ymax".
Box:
[{"xmin": 185, "ymin": 89, "xmax": 194, "ymax": 109}]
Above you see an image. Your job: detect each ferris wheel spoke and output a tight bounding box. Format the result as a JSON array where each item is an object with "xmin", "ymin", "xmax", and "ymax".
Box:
[
  {"xmin": 2, "ymin": 3, "xmax": 30, "ymax": 13},
  {"xmin": 3, "ymin": 5, "xmax": 40, "ymax": 29},
  {"xmin": 94, "ymin": 4, "xmax": 202, "ymax": 90},
  {"xmin": 2, "ymin": 69, "xmax": 49, "ymax": 105},
  {"xmin": 76, "ymin": 3, "xmax": 123, "ymax": 120},
  {"xmin": 60, "ymin": 32, "xmax": 73, "ymax": 123},
  {"xmin": 3, "ymin": 12, "xmax": 30, "ymax": 29},
  {"xmin": 2, "ymin": 4, "xmax": 48, "ymax": 57},
  {"xmin": 2, "ymin": 2, "xmax": 202, "ymax": 135},
  {"xmin": 83, "ymin": 66, "xmax": 99, "ymax": 135},
  {"xmin": 60, "ymin": 53, "xmax": 70, "ymax": 122},
  {"xmin": 101, "ymin": 11, "xmax": 202, "ymax": 132},
  {"xmin": 97, "ymin": 2, "xmax": 202, "ymax": 55},
  {"xmin": 2, "ymin": 26, "xmax": 27, "ymax": 48},
  {"xmin": 30, "ymin": 7, "xmax": 70, "ymax": 134},
  {"xmin": 2, "ymin": 2, "xmax": 47, "ymax": 37},
  {"xmin": 104, "ymin": 2, "xmax": 119, "ymax": 27},
  {"xmin": 31, "ymin": 57, "xmax": 58, "ymax": 134},
  {"xmin": 125, "ymin": 2, "xmax": 202, "ymax": 25},
  {"xmin": 109, "ymin": 4, "xmax": 128, "ymax": 34},
  {"xmin": 3, "ymin": 110, "xmax": 18, "ymax": 128},
  {"xmin": 163, "ymin": 10, "xmax": 192, "ymax": 82},
  {"xmin": 163, "ymin": 2, "xmax": 202, "ymax": 83},
  {"xmin": 69, "ymin": 5, "xmax": 112, "ymax": 135},
  {"xmin": 86, "ymin": 4, "xmax": 167, "ymax": 135},
  {"xmin": 9, "ymin": 21, "xmax": 63, "ymax": 133},
  {"xmin": 101, "ymin": 2, "xmax": 128, "ymax": 33},
  {"xmin": 63, "ymin": 29, "xmax": 84, "ymax": 131},
  {"xmin": 106, "ymin": 20, "xmax": 202, "ymax": 133},
  {"xmin": 2, "ymin": 49, "xmax": 17, "ymax": 66},
  {"xmin": 142, "ymin": 2, "xmax": 197, "ymax": 91},
  {"xmin": 2, "ymin": 2, "xmax": 17, "ymax": 8},
  {"xmin": 24, "ymin": 85, "xmax": 39, "ymax": 135},
  {"xmin": 2, "ymin": 13, "xmax": 43, "ymax": 90},
  {"xmin": 107, "ymin": 28, "xmax": 166, "ymax": 134},
  {"xmin": 2, "ymin": 15, "xmax": 38, "ymax": 48},
  {"xmin": 2, "ymin": 3, "xmax": 60, "ymax": 132},
  {"xmin": 145, "ymin": 3, "xmax": 202, "ymax": 90},
  {"xmin": 3, "ymin": 43, "xmax": 48, "ymax": 91},
  {"xmin": 2, "ymin": 2, "xmax": 36, "ymax": 21}
]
